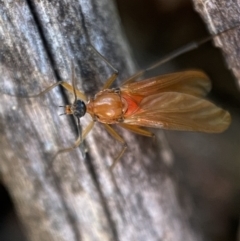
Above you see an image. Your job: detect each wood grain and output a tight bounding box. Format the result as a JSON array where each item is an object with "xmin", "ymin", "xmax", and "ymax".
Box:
[
  {"xmin": 193, "ymin": 0, "xmax": 240, "ymax": 86},
  {"xmin": 0, "ymin": 1, "xmax": 202, "ymax": 241}
]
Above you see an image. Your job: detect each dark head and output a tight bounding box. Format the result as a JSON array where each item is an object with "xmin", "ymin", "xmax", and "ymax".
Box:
[{"xmin": 62, "ymin": 100, "xmax": 86, "ymax": 118}]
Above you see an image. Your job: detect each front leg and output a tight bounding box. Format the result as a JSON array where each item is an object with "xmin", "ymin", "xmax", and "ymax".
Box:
[{"xmin": 103, "ymin": 124, "xmax": 127, "ymax": 170}]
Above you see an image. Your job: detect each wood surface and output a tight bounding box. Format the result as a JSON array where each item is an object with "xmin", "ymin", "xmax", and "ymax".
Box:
[
  {"xmin": 193, "ymin": 0, "xmax": 240, "ymax": 86},
  {"xmin": 0, "ymin": 1, "xmax": 202, "ymax": 241},
  {"xmin": 192, "ymin": 2, "xmax": 240, "ymax": 240}
]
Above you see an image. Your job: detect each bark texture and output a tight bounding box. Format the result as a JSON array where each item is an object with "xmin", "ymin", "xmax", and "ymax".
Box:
[
  {"xmin": 0, "ymin": 1, "xmax": 202, "ymax": 241},
  {"xmin": 193, "ymin": 0, "xmax": 240, "ymax": 86}
]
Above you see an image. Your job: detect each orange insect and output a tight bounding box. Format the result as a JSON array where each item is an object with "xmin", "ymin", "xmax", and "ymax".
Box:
[{"xmin": 28, "ymin": 27, "xmax": 235, "ymax": 169}]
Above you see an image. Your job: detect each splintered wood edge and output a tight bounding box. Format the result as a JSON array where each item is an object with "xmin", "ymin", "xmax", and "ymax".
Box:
[{"xmin": 193, "ymin": 0, "xmax": 240, "ymax": 89}]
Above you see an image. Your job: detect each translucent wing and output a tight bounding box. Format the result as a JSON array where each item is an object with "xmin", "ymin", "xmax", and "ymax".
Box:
[
  {"xmin": 123, "ymin": 92, "xmax": 231, "ymax": 133},
  {"xmin": 121, "ymin": 70, "xmax": 211, "ymax": 97}
]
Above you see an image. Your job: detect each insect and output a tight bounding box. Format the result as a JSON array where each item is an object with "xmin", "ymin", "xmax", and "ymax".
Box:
[{"xmin": 26, "ymin": 26, "xmax": 236, "ymax": 169}]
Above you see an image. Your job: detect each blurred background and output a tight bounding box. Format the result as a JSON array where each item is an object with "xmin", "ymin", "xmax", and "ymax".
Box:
[
  {"xmin": 1, "ymin": 0, "xmax": 239, "ymax": 240},
  {"xmin": 116, "ymin": 1, "xmax": 240, "ymax": 241}
]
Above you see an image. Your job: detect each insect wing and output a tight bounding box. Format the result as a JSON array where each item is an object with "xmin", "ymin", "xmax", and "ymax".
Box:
[
  {"xmin": 123, "ymin": 92, "xmax": 231, "ymax": 133},
  {"xmin": 121, "ymin": 70, "xmax": 211, "ymax": 97}
]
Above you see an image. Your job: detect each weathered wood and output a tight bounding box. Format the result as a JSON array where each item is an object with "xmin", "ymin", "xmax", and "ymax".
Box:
[
  {"xmin": 0, "ymin": 1, "xmax": 202, "ymax": 241},
  {"xmin": 193, "ymin": 0, "xmax": 240, "ymax": 86}
]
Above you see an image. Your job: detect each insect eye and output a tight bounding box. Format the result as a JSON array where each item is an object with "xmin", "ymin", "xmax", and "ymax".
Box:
[{"xmin": 73, "ymin": 100, "xmax": 86, "ymax": 118}]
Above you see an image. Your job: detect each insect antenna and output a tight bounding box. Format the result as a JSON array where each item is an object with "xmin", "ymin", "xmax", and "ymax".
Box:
[
  {"xmin": 71, "ymin": 61, "xmax": 85, "ymax": 159},
  {"xmin": 51, "ymin": 61, "xmax": 89, "ymax": 161},
  {"xmin": 70, "ymin": 61, "xmax": 83, "ymax": 147},
  {"xmin": 71, "ymin": 61, "xmax": 78, "ymax": 103},
  {"xmin": 58, "ymin": 105, "xmax": 66, "ymax": 116}
]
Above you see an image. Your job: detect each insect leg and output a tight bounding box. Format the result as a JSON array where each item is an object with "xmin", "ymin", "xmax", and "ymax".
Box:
[
  {"xmin": 118, "ymin": 123, "xmax": 155, "ymax": 138},
  {"xmin": 121, "ymin": 71, "xmax": 144, "ymax": 85},
  {"xmin": 101, "ymin": 72, "xmax": 118, "ymax": 90},
  {"xmin": 18, "ymin": 81, "xmax": 64, "ymax": 98},
  {"xmin": 14, "ymin": 80, "xmax": 87, "ymax": 101},
  {"xmin": 13, "ymin": 62, "xmax": 86, "ymax": 101},
  {"xmin": 124, "ymin": 24, "xmax": 240, "ymax": 83},
  {"xmin": 103, "ymin": 124, "xmax": 127, "ymax": 170},
  {"xmin": 87, "ymin": 45, "xmax": 119, "ymax": 90},
  {"xmin": 60, "ymin": 81, "xmax": 87, "ymax": 101},
  {"xmin": 53, "ymin": 121, "xmax": 95, "ymax": 159},
  {"xmin": 89, "ymin": 44, "xmax": 118, "ymax": 74}
]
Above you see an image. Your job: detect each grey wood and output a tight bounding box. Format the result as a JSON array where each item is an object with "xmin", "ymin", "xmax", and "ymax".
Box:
[
  {"xmin": 0, "ymin": 1, "xmax": 202, "ymax": 241},
  {"xmin": 193, "ymin": 0, "xmax": 240, "ymax": 86}
]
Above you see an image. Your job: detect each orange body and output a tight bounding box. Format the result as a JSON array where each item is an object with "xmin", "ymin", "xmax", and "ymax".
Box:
[
  {"xmin": 87, "ymin": 89, "xmax": 140, "ymax": 124},
  {"xmin": 87, "ymin": 89, "xmax": 126, "ymax": 124},
  {"xmin": 86, "ymin": 70, "xmax": 230, "ymax": 133},
  {"xmin": 53, "ymin": 67, "xmax": 232, "ymax": 167}
]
